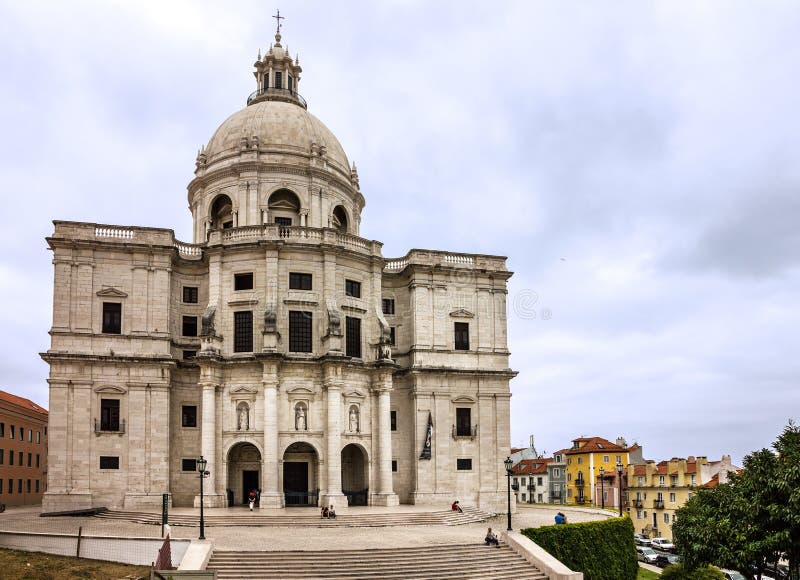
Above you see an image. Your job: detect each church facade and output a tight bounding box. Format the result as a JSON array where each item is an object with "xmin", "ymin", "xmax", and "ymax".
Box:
[{"xmin": 42, "ymin": 27, "xmax": 516, "ymax": 513}]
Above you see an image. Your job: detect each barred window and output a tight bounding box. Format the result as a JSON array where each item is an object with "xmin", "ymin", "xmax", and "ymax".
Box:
[
  {"xmin": 234, "ymin": 311, "xmax": 253, "ymax": 352},
  {"xmin": 345, "ymin": 279, "xmax": 361, "ymax": 298},
  {"xmin": 382, "ymin": 298, "xmax": 395, "ymax": 315},
  {"xmin": 289, "ymin": 311, "xmax": 313, "ymax": 353},
  {"xmin": 457, "ymin": 458, "xmax": 473, "ymax": 471},
  {"xmin": 182, "ymin": 316, "xmax": 198, "ymax": 337},
  {"xmin": 389, "ymin": 327, "xmax": 396, "ymax": 346},
  {"xmin": 274, "ymin": 71, "xmax": 282, "ymax": 89},
  {"xmin": 289, "ymin": 273, "xmax": 312, "ymax": 290},
  {"xmin": 182, "ymin": 405, "xmax": 197, "ymax": 428},
  {"xmin": 182, "ymin": 286, "xmax": 198, "ymax": 303},
  {"xmin": 275, "ymin": 217, "xmax": 292, "ymax": 226},
  {"xmin": 345, "ymin": 316, "xmax": 362, "ymax": 358},
  {"xmin": 456, "ymin": 407, "xmax": 471, "ymax": 436},
  {"xmin": 99, "ymin": 456, "xmax": 120, "ymax": 470},
  {"xmin": 182, "ymin": 458, "xmax": 197, "ymax": 472},
  {"xmin": 234, "ymin": 273, "xmax": 254, "ymax": 291},
  {"xmin": 100, "ymin": 399, "xmax": 120, "ymax": 431},
  {"xmin": 454, "ymin": 322, "xmax": 470, "ymax": 350},
  {"xmin": 390, "ymin": 410, "xmax": 397, "ymax": 431},
  {"xmin": 102, "ymin": 302, "xmax": 122, "ymax": 334}
]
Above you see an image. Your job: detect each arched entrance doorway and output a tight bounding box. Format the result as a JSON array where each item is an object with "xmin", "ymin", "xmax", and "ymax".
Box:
[
  {"xmin": 227, "ymin": 442, "xmax": 261, "ymax": 507},
  {"xmin": 341, "ymin": 443, "xmax": 368, "ymax": 506},
  {"xmin": 282, "ymin": 442, "xmax": 319, "ymax": 507}
]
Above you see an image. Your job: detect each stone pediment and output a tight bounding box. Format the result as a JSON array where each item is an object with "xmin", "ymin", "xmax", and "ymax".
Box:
[
  {"xmin": 230, "ymin": 386, "xmax": 258, "ymax": 395},
  {"xmin": 268, "ymin": 199, "xmax": 298, "ymax": 210},
  {"xmin": 96, "ymin": 287, "xmax": 128, "ymax": 298},
  {"xmin": 94, "ymin": 385, "xmax": 127, "ymax": 394},
  {"xmin": 451, "ymin": 395, "xmax": 476, "ymax": 403},
  {"xmin": 286, "ymin": 386, "xmax": 316, "ymax": 402},
  {"xmin": 449, "ymin": 308, "xmax": 474, "ymax": 318},
  {"xmin": 343, "ymin": 389, "xmax": 365, "ymax": 400}
]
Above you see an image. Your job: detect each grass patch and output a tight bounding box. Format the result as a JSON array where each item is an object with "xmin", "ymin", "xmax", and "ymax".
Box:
[
  {"xmin": 638, "ymin": 567, "xmax": 661, "ymax": 579},
  {"xmin": 0, "ymin": 548, "xmax": 151, "ymax": 579}
]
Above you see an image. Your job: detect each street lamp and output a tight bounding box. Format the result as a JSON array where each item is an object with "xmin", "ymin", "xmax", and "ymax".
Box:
[
  {"xmin": 599, "ymin": 467, "xmax": 605, "ymax": 509},
  {"xmin": 197, "ymin": 456, "xmax": 210, "ymax": 540},
  {"xmin": 616, "ymin": 461, "xmax": 624, "ymax": 517},
  {"xmin": 504, "ymin": 456, "xmax": 514, "ymax": 531}
]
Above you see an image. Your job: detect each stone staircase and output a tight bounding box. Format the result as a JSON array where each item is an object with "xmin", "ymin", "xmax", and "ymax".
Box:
[
  {"xmin": 207, "ymin": 543, "xmax": 548, "ymax": 579},
  {"xmin": 93, "ymin": 505, "xmax": 492, "ymax": 528}
]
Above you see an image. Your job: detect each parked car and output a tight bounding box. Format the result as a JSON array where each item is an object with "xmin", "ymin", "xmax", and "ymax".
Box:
[
  {"xmin": 637, "ymin": 547, "xmax": 659, "ymax": 564},
  {"xmin": 655, "ymin": 554, "xmax": 680, "ymax": 568},
  {"xmin": 634, "ymin": 533, "xmax": 652, "ymax": 546},
  {"xmin": 651, "ymin": 537, "xmax": 676, "ymax": 552}
]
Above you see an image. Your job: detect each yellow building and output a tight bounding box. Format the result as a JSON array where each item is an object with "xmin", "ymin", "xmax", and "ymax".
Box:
[
  {"xmin": 627, "ymin": 455, "xmax": 738, "ymax": 540},
  {"xmin": 565, "ymin": 437, "xmax": 638, "ymax": 507}
]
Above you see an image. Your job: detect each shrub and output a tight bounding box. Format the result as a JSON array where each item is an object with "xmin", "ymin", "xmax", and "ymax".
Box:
[
  {"xmin": 521, "ymin": 516, "xmax": 638, "ymax": 580},
  {"xmin": 661, "ymin": 563, "xmax": 725, "ymax": 580}
]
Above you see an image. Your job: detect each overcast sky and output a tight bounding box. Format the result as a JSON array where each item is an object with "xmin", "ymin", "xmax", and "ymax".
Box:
[{"xmin": 1, "ymin": 1, "xmax": 798, "ymax": 465}]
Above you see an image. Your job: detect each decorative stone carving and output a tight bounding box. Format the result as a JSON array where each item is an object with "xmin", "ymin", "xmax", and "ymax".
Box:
[
  {"xmin": 348, "ymin": 405, "xmax": 359, "ymax": 433},
  {"xmin": 237, "ymin": 402, "xmax": 250, "ymax": 431},
  {"xmin": 295, "ymin": 403, "xmax": 307, "ymax": 431},
  {"xmin": 376, "ymin": 302, "xmax": 392, "ymax": 360},
  {"xmin": 327, "ymin": 308, "xmax": 342, "ymax": 337},
  {"xmin": 201, "ymin": 305, "xmax": 217, "ymax": 337},
  {"xmin": 263, "ymin": 303, "xmax": 277, "ymax": 333}
]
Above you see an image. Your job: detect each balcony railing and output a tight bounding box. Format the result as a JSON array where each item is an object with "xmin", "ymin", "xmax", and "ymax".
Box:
[
  {"xmin": 94, "ymin": 418, "xmax": 126, "ymax": 434},
  {"xmin": 246, "ymin": 87, "xmax": 307, "ymax": 109},
  {"xmin": 575, "ymin": 477, "xmax": 585, "ymax": 487},
  {"xmin": 576, "ymin": 497, "xmax": 587, "ymax": 505},
  {"xmin": 452, "ymin": 424, "xmax": 478, "ymax": 439},
  {"xmin": 654, "ymin": 499, "xmax": 665, "ymax": 509},
  {"xmin": 633, "ymin": 498, "xmax": 644, "ymax": 508},
  {"xmin": 551, "ymin": 492, "xmax": 562, "ymax": 499}
]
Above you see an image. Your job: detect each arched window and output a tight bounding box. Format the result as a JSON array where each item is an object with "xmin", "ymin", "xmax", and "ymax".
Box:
[
  {"xmin": 332, "ymin": 205, "xmax": 348, "ymax": 234},
  {"xmin": 210, "ymin": 195, "xmax": 234, "ymax": 229},
  {"xmin": 268, "ymin": 189, "xmax": 301, "ymax": 226}
]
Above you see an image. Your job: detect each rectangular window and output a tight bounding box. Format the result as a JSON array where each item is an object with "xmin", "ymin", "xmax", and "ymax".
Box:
[
  {"xmin": 0, "ymin": 480, "xmax": 3, "ymax": 494},
  {"xmin": 659, "ymin": 475, "xmax": 665, "ymax": 486},
  {"xmin": 616, "ymin": 455, "xmax": 622, "ymax": 464},
  {"xmin": 288, "ymin": 75, "xmax": 294, "ymax": 92},
  {"xmin": 17, "ymin": 479, "xmax": 21, "ymax": 493},
  {"xmin": 0, "ymin": 449, "xmax": 3, "ymax": 464},
  {"xmin": 9, "ymin": 451, "xmax": 13, "ymax": 466},
  {"xmin": 26, "ymin": 479, "xmax": 30, "ymax": 493},
  {"xmin": 345, "ymin": 279, "xmax": 361, "ymax": 298},
  {"xmin": 274, "ymin": 71, "xmax": 282, "ymax": 89},
  {"xmin": 664, "ymin": 513, "xmax": 670, "ymax": 524},
  {"xmin": 18, "ymin": 429, "xmax": 22, "ymax": 441},
  {"xmin": 538, "ymin": 477, "xmax": 543, "ymax": 486},
  {"xmin": 391, "ymin": 460, "xmax": 398, "ymax": 472},
  {"xmin": 456, "ymin": 407, "xmax": 472, "ymax": 436},
  {"xmin": 183, "ymin": 350, "xmax": 197, "ymax": 360},
  {"xmin": 7, "ymin": 479, "xmax": 11, "ymax": 494},
  {"xmin": 390, "ymin": 410, "xmax": 397, "ymax": 431},
  {"xmin": 577, "ymin": 457, "xmax": 583, "ymax": 464},
  {"xmin": 27, "ymin": 453, "xmax": 31, "ymax": 467},
  {"xmin": 18, "ymin": 452, "xmax": 22, "ymax": 466},
  {"xmin": 669, "ymin": 492, "xmax": 676, "ymax": 502},
  {"xmin": 102, "ymin": 302, "xmax": 122, "ymax": 334},
  {"xmin": 36, "ymin": 454, "xmax": 40, "ymax": 468},
  {"xmin": 345, "ymin": 316, "xmax": 362, "ymax": 358},
  {"xmin": 0, "ymin": 422, "xmax": 4, "ymax": 437},
  {"xmin": 99, "ymin": 456, "xmax": 120, "ymax": 470},
  {"xmin": 182, "ymin": 286, "xmax": 199, "ymax": 303},
  {"xmin": 100, "ymin": 399, "xmax": 120, "ymax": 431},
  {"xmin": 182, "ymin": 405, "xmax": 198, "ymax": 428},
  {"xmin": 234, "ymin": 272, "xmax": 254, "ymax": 291},
  {"xmin": 182, "ymin": 316, "xmax": 198, "ymax": 337},
  {"xmin": 9, "ymin": 425, "xmax": 14, "ymax": 439},
  {"xmin": 289, "ymin": 272, "xmax": 313, "ymax": 290},
  {"xmin": 182, "ymin": 458, "xmax": 197, "ymax": 472},
  {"xmin": 27, "ymin": 430, "xmax": 31, "ymax": 442},
  {"xmin": 35, "ymin": 480, "xmax": 39, "ymax": 493},
  {"xmin": 233, "ymin": 311, "xmax": 253, "ymax": 352},
  {"xmin": 389, "ymin": 327, "xmax": 396, "ymax": 346},
  {"xmin": 553, "ymin": 468, "xmax": 560, "ymax": 477},
  {"xmin": 382, "ymin": 298, "xmax": 395, "ymax": 315},
  {"xmin": 454, "ymin": 322, "xmax": 470, "ymax": 350},
  {"xmin": 603, "ymin": 455, "xmax": 609, "ymax": 463},
  {"xmin": 36, "ymin": 431, "xmax": 40, "ymax": 444},
  {"xmin": 289, "ymin": 311, "xmax": 313, "ymax": 353},
  {"xmin": 456, "ymin": 458, "xmax": 473, "ymax": 471},
  {"xmin": 275, "ymin": 216, "xmax": 293, "ymax": 226}
]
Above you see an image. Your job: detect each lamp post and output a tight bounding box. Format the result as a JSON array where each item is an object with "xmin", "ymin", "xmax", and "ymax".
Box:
[
  {"xmin": 616, "ymin": 461, "xmax": 624, "ymax": 517},
  {"xmin": 599, "ymin": 467, "xmax": 605, "ymax": 509},
  {"xmin": 197, "ymin": 456, "xmax": 209, "ymax": 540},
  {"xmin": 504, "ymin": 456, "xmax": 514, "ymax": 531}
]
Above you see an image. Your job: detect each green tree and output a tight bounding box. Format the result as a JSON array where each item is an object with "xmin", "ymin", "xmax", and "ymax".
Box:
[
  {"xmin": 660, "ymin": 563, "xmax": 725, "ymax": 580},
  {"xmin": 673, "ymin": 421, "xmax": 800, "ymax": 580}
]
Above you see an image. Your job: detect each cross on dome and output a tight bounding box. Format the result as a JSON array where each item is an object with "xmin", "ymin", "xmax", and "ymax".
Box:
[{"xmin": 273, "ymin": 9, "xmax": 284, "ymax": 35}]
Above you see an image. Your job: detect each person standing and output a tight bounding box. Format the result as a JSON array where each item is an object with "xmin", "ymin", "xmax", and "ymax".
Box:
[{"xmin": 248, "ymin": 489, "xmax": 257, "ymax": 511}]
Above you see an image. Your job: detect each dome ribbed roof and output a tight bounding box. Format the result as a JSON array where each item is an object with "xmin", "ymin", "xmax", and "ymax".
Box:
[{"xmin": 204, "ymin": 100, "xmax": 349, "ymax": 172}]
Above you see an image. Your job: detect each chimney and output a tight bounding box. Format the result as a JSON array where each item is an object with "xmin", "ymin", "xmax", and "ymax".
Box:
[
  {"xmin": 530, "ymin": 434, "xmax": 535, "ymax": 450},
  {"xmin": 616, "ymin": 437, "xmax": 627, "ymax": 448}
]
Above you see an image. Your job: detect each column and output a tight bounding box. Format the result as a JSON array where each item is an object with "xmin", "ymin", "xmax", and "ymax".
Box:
[
  {"xmin": 373, "ymin": 374, "xmax": 399, "ymax": 506},
  {"xmin": 195, "ymin": 381, "xmax": 225, "ymax": 507},
  {"xmin": 260, "ymin": 362, "xmax": 282, "ymax": 508},
  {"xmin": 322, "ymin": 368, "xmax": 347, "ymax": 510}
]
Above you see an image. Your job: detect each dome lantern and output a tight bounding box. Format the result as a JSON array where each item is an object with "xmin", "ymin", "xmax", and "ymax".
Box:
[{"xmin": 249, "ymin": 11, "xmax": 305, "ymax": 109}]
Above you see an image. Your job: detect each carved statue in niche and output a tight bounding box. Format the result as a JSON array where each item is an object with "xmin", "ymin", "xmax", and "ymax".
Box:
[
  {"xmin": 201, "ymin": 305, "xmax": 216, "ymax": 337},
  {"xmin": 263, "ymin": 303, "xmax": 277, "ymax": 333},
  {"xmin": 295, "ymin": 403, "xmax": 307, "ymax": 431},
  {"xmin": 376, "ymin": 303, "xmax": 393, "ymax": 360},
  {"xmin": 349, "ymin": 406, "xmax": 359, "ymax": 433},
  {"xmin": 327, "ymin": 308, "xmax": 342, "ymax": 337},
  {"xmin": 237, "ymin": 402, "xmax": 249, "ymax": 431}
]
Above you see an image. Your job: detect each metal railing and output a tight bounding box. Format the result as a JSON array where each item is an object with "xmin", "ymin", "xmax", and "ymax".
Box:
[
  {"xmin": 284, "ymin": 490, "xmax": 318, "ymax": 507},
  {"xmin": 452, "ymin": 424, "xmax": 479, "ymax": 439},
  {"xmin": 247, "ymin": 87, "xmax": 307, "ymax": 108},
  {"xmin": 633, "ymin": 498, "xmax": 644, "ymax": 508},
  {"xmin": 94, "ymin": 418, "xmax": 126, "ymax": 434},
  {"xmin": 654, "ymin": 499, "xmax": 665, "ymax": 509}
]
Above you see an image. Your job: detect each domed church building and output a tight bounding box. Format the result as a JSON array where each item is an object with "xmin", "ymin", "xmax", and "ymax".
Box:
[{"xmin": 42, "ymin": 24, "xmax": 516, "ymax": 513}]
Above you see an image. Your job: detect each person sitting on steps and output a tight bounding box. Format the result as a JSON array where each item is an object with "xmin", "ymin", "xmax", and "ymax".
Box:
[
  {"xmin": 485, "ymin": 527, "xmax": 500, "ymax": 547},
  {"xmin": 322, "ymin": 505, "xmax": 329, "ymax": 518},
  {"xmin": 451, "ymin": 500, "xmax": 463, "ymax": 513},
  {"xmin": 328, "ymin": 505, "xmax": 337, "ymax": 519}
]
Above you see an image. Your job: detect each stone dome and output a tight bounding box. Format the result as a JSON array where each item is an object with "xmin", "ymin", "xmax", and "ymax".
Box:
[{"xmin": 204, "ymin": 100, "xmax": 350, "ymax": 174}]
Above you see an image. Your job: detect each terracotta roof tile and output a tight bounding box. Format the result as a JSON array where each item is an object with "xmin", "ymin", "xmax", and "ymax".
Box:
[
  {"xmin": 565, "ymin": 436, "xmax": 627, "ymax": 454},
  {"xmin": 510, "ymin": 447, "xmax": 526, "ymax": 454},
  {"xmin": 512, "ymin": 458, "xmax": 553, "ymax": 475},
  {"xmin": 632, "ymin": 465, "xmax": 647, "ymax": 476},
  {"xmin": 0, "ymin": 390, "xmax": 48, "ymax": 415}
]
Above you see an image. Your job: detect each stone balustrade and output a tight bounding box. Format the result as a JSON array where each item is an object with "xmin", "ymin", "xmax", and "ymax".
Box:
[
  {"xmin": 384, "ymin": 249, "xmax": 508, "ymax": 273},
  {"xmin": 210, "ymin": 224, "xmax": 382, "ymax": 256}
]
